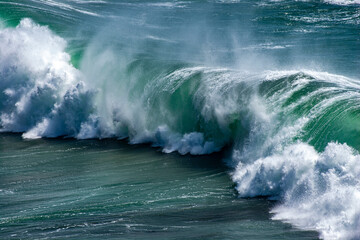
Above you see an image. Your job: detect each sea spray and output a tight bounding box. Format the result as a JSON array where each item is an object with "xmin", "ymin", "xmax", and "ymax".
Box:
[
  {"xmin": 0, "ymin": 18, "xmax": 93, "ymax": 137},
  {"xmin": 233, "ymin": 142, "xmax": 360, "ymax": 239},
  {"xmin": 1, "ymin": 18, "xmax": 360, "ymax": 239},
  {"xmin": 230, "ymin": 71, "xmax": 360, "ymax": 239}
]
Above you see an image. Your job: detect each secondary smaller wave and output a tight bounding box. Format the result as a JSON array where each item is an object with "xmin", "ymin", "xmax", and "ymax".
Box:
[{"xmin": 324, "ymin": 0, "xmax": 360, "ymax": 5}]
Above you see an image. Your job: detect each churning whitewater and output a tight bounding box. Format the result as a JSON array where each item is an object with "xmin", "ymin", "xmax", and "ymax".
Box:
[{"xmin": 0, "ymin": 0, "xmax": 359, "ymax": 238}]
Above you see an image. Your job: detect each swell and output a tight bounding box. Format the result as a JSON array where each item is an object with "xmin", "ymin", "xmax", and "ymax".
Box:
[{"xmin": 1, "ymin": 19, "xmax": 360, "ymax": 239}]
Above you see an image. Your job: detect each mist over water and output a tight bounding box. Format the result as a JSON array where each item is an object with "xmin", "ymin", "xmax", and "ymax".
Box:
[{"xmin": 0, "ymin": 0, "xmax": 360, "ymax": 239}]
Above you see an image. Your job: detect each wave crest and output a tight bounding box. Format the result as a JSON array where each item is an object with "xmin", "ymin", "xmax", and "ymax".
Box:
[
  {"xmin": 1, "ymin": 19, "xmax": 360, "ymax": 239},
  {"xmin": 0, "ymin": 18, "xmax": 93, "ymax": 138},
  {"xmin": 233, "ymin": 142, "xmax": 360, "ymax": 239}
]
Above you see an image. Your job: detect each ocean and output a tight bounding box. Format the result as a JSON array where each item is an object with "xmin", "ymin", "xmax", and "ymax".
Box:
[{"xmin": 0, "ymin": 0, "xmax": 359, "ymax": 239}]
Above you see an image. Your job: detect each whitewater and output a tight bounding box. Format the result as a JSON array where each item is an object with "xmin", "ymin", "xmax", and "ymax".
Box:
[{"xmin": 0, "ymin": 0, "xmax": 359, "ymax": 239}]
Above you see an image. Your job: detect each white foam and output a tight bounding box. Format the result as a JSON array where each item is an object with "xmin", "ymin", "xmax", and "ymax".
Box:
[
  {"xmin": 146, "ymin": 2, "xmax": 187, "ymax": 8},
  {"xmin": 2, "ymin": 18, "xmax": 360, "ymax": 239},
  {"xmin": 266, "ymin": 0, "xmax": 360, "ymax": 5},
  {"xmin": 36, "ymin": 0, "xmax": 101, "ymax": 16},
  {"xmin": 233, "ymin": 142, "xmax": 360, "ymax": 239},
  {"xmin": 152, "ymin": 126, "xmax": 218, "ymax": 155},
  {"xmin": 228, "ymin": 69, "xmax": 360, "ymax": 239},
  {"xmin": 0, "ymin": 18, "xmax": 91, "ymax": 137},
  {"xmin": 324, "ymin": 0, "xmax": 360, "ymax": 5}
]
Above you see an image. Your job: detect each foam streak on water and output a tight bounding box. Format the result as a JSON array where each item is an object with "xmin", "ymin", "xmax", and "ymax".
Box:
[{"xmin": 0, "ymin": 0, "xmax": 360, "ymax": 238}]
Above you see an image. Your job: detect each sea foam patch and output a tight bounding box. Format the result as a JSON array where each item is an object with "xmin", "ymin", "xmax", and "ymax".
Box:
[
  {"xmin": 1, "ymin": 18, "xmax": 360, "ymax": 239},
  {"xmin": 0, "ymin": 18, "xmax": 92, "ymax": 137},
  {"xmin": 233, "ymin": 140, "xmax": 360, "ymax": 239}
]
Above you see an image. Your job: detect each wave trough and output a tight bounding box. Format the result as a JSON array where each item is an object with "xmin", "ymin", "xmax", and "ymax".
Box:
[{"xmin": 1, "ymin": 18, "xmax": 360, "ymax": 239}]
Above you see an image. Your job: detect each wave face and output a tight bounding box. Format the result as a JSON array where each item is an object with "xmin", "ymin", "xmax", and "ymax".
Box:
[{"xmin": 0, "ymin": 0, "xmax": 360, "ymax": 238}]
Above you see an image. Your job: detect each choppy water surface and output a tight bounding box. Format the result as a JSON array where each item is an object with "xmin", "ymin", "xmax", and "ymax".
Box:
[{"xmin": 0, "ymin": 0, "xmax": 359, "ymax": 239}]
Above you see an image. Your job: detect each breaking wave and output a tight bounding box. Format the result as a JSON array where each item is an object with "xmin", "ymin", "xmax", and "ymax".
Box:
[{"xmin": 1, "ymin": 19, "xmax": 360, "ymax": 239}]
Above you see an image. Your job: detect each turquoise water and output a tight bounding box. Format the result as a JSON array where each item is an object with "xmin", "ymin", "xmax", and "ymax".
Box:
[
  {"xmin": 0, "ymin": 0, "xmax": 359, "ymax": 239},
  {"xmin": 0, "ymin": 134, "xmax": 318, "ymax": 239}
]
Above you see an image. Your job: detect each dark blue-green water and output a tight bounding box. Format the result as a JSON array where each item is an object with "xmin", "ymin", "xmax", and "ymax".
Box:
[
  {"xmin": 0, "ymin": 134, "xmax": 318, "ymax": 239},
  {"xmin": 0, "ymin": 0, "xmax": 359, "ymax": 239}
]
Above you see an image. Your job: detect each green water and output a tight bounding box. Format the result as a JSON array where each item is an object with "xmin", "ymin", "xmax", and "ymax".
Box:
[
  {"xmin": 1, "ymin": 0, "xmax": 359, "ymax": 239},
  {"xmin": 0, "ymin": 134, "xmax": 318, "ymax": 239}
]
